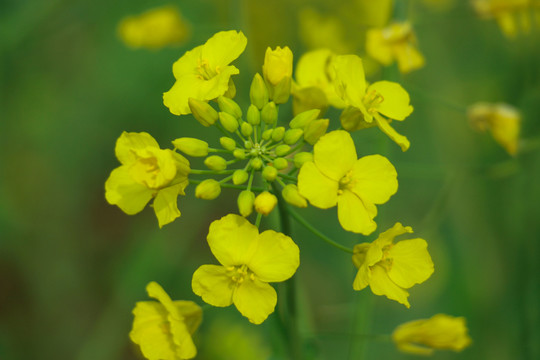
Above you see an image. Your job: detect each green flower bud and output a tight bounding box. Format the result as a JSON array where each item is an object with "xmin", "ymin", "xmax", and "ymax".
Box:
[
  {"xmin": 304, "ymin": 119, "xmax": 329, "ymax": 145},
  {"xmin": 172, "ymin": 137, "xmax": 209, "ymax": 157},
  {"xmin": 275, "ymin": 144, "xmax": 291, "ymax": 156},
  {"xmin": 282, "ymin": 184, "xmax": 307, "ymax": 208},
  {"xmin": 244, "ymin": 141, "xmax": 253, "ymax": 150},
  {"xmin": 218, "ymin": 96, "xmax": 242, "ymax": 119},
  {"xmin": 195, "ymin": 179, "xmax": 221, "ymax": 200},
  {"xmin": 237, "ymin": 190, "xmax": 255, "ymax": 217},
  {"xmin": 233, "ymin": 149, "xmax": 246, "ymax": 160},
  {"xmin": 271, "ymin": 126, "xmax": 285, "ymax": 142},
  {"xmin": 272, "ymin": 76, "xmax": 291, "ymax": 105},
  {"xmin": 204, "ymin": 155, "xmax": 227, "ymax": 171},
  {"xmin": 293, "ymin": 152, "xmax": 313, "ymax": 168},
  {"xmin": 219, "ymin": 137, "xmax": 236, "ymax": 151},
  {"xmin": 262, "ymin": 166, "xmax": 278, "ymax": 182},
  {"xmin": 233, "ymin": 169, "xmax": 249, "ymax": 185},
  {"xmin": 246, "ymin": 104, "xmax": 261, "ymax": 125},
  {"xmin": 219, "ymin": 112, "xmax": 239, "ymax": 133},
  {"xmin": 188, "ymin": 98, "xmax": 218, "ymax": 127},
  {"xmin": 240, "ymin": 122, "xmax": 253, "ymax": 137},
  {"xmin": 223, "ymin": 78, "xmax": 236, "ymax": 98},
  {"xmin": 250, "ymin": 73, "xmax": 269, "ymax": 110},
  {"xmin": 262, "ymin": 129, "xmax": 273, "ymax": 140},
  {"xmin": 283, "ymin": 129, "xmax": 304, "ymax": 145},
  {"xmin": 273, "ymin": 157, "xmax": 289, "ymax": 170},
  {"xmin": 250, "ymin": 157, "xmax": 263, "ymax": 170},
  {"xmin": 254, "ymin": 191, "xmax": 278, "ymax": 216},
  {"xmin": 289, "ymin": 109, "xmax": 320, "ymax": 129},
  {"xmin": 261, "ymin": 101, "xmax": 278, "ymax": 125}
]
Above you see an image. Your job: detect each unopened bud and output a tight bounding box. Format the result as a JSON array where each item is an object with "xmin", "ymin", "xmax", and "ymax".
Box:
[
  {"xmin": 283, "ymin": 129, "xmax": 303, "ymax": 145},
  {"xmin": 250, "ymin": 73, "xmax": 269, "ymax": 110},
  {"xmin": 250, "ymin": 157, "xmax": 263, "ymax": 170},
  {"xmin": 233, "ymin": 149, "xmax": 246, "ymax": 160},
  {"xmin": 262, "ymin": 129, "xmax": 273, "ymax": 140},
  {"xmin": 237, "ymin": 190, "xmax": 255, "ymax": 217},
  {"xmin": 271, "ymin": 127, "xmax": 285, "ymax": 142},
  {"xmin": 219, "ymin": 112, "xmax": 239, "ymax": 133},
  {"xmin": 188, "ymin": 98, "xmax": 218, "ymax": 127},
  {"xmin": 304, "ymin": 119, "xmax": 329, "ymax": 145},
  {"xmin": 172, "ymin": 137, "xmax": 209, "ymax": 157},
  {"xmin": 282, "ymin": 184, "xmax": 307, "ymax": 208},
  {"xmin": 195, "ymin": 179, "xmax": 221, "ymax": 200},
  {"xmin": 261, "ymin": 101, "xmax": 278, "ymax": 125},
  {"xmin": 289, "ymin": 109, "xmax": 320, "ymax": 129},
  {"xmin": 218, "ymin": 96, "xmax": 242, "ymax": 119},
  {"xmin": 220, "ymin": 137, "xmax": 236, "ymax": 151},
  {"xmin": 223, "ymin": 78, "xmax": 236, "ymax": 98},
  {"xmin": 246, "ymin": 104, "xmax": 261, "ymax": 125},
  {"xmin": 241, "ymin": 122, "xmax": 253, "ymax": 137},
  {"xmin": 204, "ymin": 155, "xmax": 227, "ymax": 171},
  {"xmin": 233, "ymin": 169, "xmax": 249, "ymax": 185},
  {"xmin": 272, "ymin": 77, "xmax": 291, "ymax": 104},
  {"xmin": 273, "ymin": 157, "xmax": 289, "ymax": 170},
  {"xmin": 275, "ymin": 144, "xmax": 290, "ymax": 156},
  {"xmin": 254, "ymin": 191, "xmax": 278, "ymax": 216},
  {"xmin": 262, "ymin": 166, "xmax": 278, "ymax": 182},
  {"xmin": 293, "ymin": 152, "xmax": 313, "ymax": 168}
]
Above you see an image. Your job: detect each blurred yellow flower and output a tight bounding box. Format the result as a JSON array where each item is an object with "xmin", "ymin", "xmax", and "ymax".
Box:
[
  {"xmin": 105, "ymin": 132, "xmax": 190, "ymax": 227},
  {"xmin": 392, "ymin": 314, "xmax": 472, "ymax": 355},
  {"xmin": 192, "ymin": 214, "xmax": 300, "ymax": 324},
  {"xmin": 366, "ymin": 22, "xmax": 425, "ymax": 74},
  {"xmin": 472, "ymin": 0, "xmax": 532, "ymax": 38},
  {"xmin": 118, "ymin": 6, "xmax": 190, "ymax": 50},
  {"xmin": 130, "ymin": 281, "xmax": 202, "ymax": 360},
  {"xmin": 468, "ymin": 102, "xmax": 521, "ymax": 155},
  {"xmin": 297, "ymin": 130, "xmax": 397, "ymax": 235},
  {"xmin": 352, "ymin": 223, "xmax": 434, "ymax": 307},
  {"xmin": 334, "ymin": 55, "xmax": 413, "ymax": 151},
  {"xmin": 298, "ymin": 8, "xmax": 351, "ymax": 54},
  {"xmin": 163, "ymin": 30, "xmax": 247, "ymax": 115}
]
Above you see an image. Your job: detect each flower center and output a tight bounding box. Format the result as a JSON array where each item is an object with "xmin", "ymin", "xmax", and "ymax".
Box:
[
  {"xmin": 131, "ymin": 156, "xmax": 162, "ymax": 188},
  {"xmin": 362, "ymin": 90, "xmax": 384, "ymax": 114},
  {"xmin": 226, "ymin": 264, "xmax": 256, "ymax": 285},
  {"xmin": 197, "ymin": 59, "xmax": 219, "ymax": 80},
  {"xmin": 338, "ymin": 170, "xmax": 356, "ymax": 194}
]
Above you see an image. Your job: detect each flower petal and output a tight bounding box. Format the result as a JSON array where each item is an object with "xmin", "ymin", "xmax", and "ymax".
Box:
[
  {"xmin": 349, "ymin": 154, "xmax": 398, "ymax": 204},
  {"xmin": 154, "ymin": 183, "xmax": 186, "ymax": 228},
  {"xmin": 192, "ymin": 264, "xmax": 234, "ymax": 307},
  {"xmin": 105, "ymin": 166, "xmax": 153, "ymax": 214},
  {"xmin": 373, "ymin": 222, "xmax": 413, "ymax": 248},
  {"xmin": 369, "ymin": 81, "xmax": 413, "ymax": 121},
  {"xmin": 369, "ymin": 264, "xmax": 410, "ymax": 308},
  {"xmin": 207, "ymin": 214, "xmax": 259, "ymax": 266},
  {"xmin": 313, "ymin": 130, "xmax": 357, "ymax": 181},
  {"xmin": 333, "ymin": 55, "xmax": 367, "ymax": 109},
  {"xmin": 233, "ymin": 278, "xmax": 277, "ymax": 324},
  {"xmin": 115, "ymin": 131, "xmax": 159, "ymax": 165},
  {"xmin": 297, "ymin": 161, "xmax": 338, "ymax": 209},
  {"xmin": 248, "ymin": 230, "xmax": 300, "ymax": 282},
  {"xmin": 202, "ymin": 30, "xmax": 247, "ymax": 69},
  {"xmin": 374, "ymin": 113, "xmax": 410, "ymax": 151},
  {"xmin": 387, "ymin": 238, "xmax": 434, "ymax": 289},
  {"xmin": 337, "ymin": 190, "xmax": 377, "ymax": 235}
]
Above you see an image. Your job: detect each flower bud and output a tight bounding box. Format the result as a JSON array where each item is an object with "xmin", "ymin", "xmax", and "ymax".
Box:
[
  {"xmin": 304, "ymin": 119, "xmax": 329, "ymax": 145},
  {"xmin": 246, "ymin": 104, "xmax": 261, "ymax": 125},
  {"xmin": 172, "ymin": 137, "xmax": 209, "ymax": 157},
  {"xmin": 262, "ymin": 129, "xmax": 273, "ymax": 140},
  {"xmin": 272, "ymin": 77, "xmax": 291, "ymax": 104},
  {"xmin": 289, "ymin": 109, "xmax": 320, "ymax": 129},
  {"xmin": 219, "ymin": 137, "xmax": 236, "ymax": 151},
  {"xmin": 233, "ymin": 169, "xmax": 249, "ymax": 185},
  {"xmin": 283, "ymin": 129, "xmax": 303, "ymax": 145},
  {"xmin": 254, "ymin": 191, "xmax": 278, "ymax": 216},
  {"xmin": 262, "ymin": 166, "xmax": 278, "ymax": 182},
  {"xmin": 237, "ymin": 190, "xmax": 255, "ymax": 217},
  {"xmin": 271, "ymin": 126, "xmax": 285, "ymax": 142},
  {"xmin": 219, "ymin": 112, "xmax": 239, "ymax": 133},
  {"xmin": 217, "ymin": 96, "xmax": 242, "ymax": 119},
  {"xmin": 223, "ymin": 78, "xmax": 236, "ymax": 98},
  {"xmin": 240, "ymin": 122, "xmax": 253, "ymax": 137},
  {"xmin": 273, "ymin": 157, "xmax": 289, "ymax": 170},
  {"xmin": 204, "ymin": 155, "xmax": 227, "ymax": 171},
  {"xmin": 188, "ymin": 98, "xmax": 218, "ymax": 127},
  {"xmin": 261, "ymin": 101, "xmax": 278, "ymax": 125},
  {"xmin": 195, "ymin": 179, "xmax": 221, "ymax": 200},
  {"xmin": 233, "ymin": 149, "xmax": 246, "ymax": 160},
  {"xmin": 282, "ymin": 184, "xmax": 307, "ymax": 208},
  {"xmin": 250, "ymin": 73, "xmax": 269, "ymax": 110},
  {"xmin": 275, "ymin": 144, "xmax": 290, "ymax": 156},
  {"xmin": 263, "ymin": 46, "xmax": 293, "ymax": 86},
  {"xmin": 250, "ymin": 157, "xmax": 263, "ymax": 170},
  {"xmin": 293, "ymin": 152, "xmax": 313, "ymax": 168},
  {"xmin": 340, "ymin": 106, "xmax": 372, "ymax": 132},
  {"xmin": 244, "ymin": 140, "xmax": 252, "ymax": 150}
]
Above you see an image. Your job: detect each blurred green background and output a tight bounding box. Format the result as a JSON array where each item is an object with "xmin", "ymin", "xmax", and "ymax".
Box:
[{"xmin": 1, "ymin": 0, "xmax": 539, "ymax": 359}]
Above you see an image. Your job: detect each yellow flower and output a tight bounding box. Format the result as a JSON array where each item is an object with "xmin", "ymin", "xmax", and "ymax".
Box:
[
  {"xmin": 366, "ymin": 22, "xmax": 425, "ymax": 74},
  {"xmin": 297, "ymin": 130, "xmax": 397, "ymax": 235},
  {"xmin": 352, "ymin": 223, "xmax": 434, "ymax": 307},
  {"xmin": 163, "ymin": 30, "xmax": 247, "ymax": 115},
  {"xmin": 262, "ymin": 46, "xmax": 293, "ymax": 86},
  {"xmin": 298, "ymin": 8, "xmax": 351, "ymax": 54},
  {"xmin": 334, "ymin": 55, "xmax": 413, "ymax": 151},
  {"xmin": 392, "ymin": 314, "xmax": 472, "ymax": 355},
  {"xmin": 130, "ymin": 281, "xmax": 202, "ymax": 360},
  {"xmin": 118, "ymin": 6, "xmax": 190, "ymax": 50},
  {"xmin": 105, "ymin": 132, "xmax": 190, "ymax": 227},
  {"xmin": 473, "ymin": 0, "xmax": 532, "ymax": 38},
  {"xmin": 192, "ymin": 214, "xmax": 300, "ymax": 324},
  {"xmin": 468, "ymin": 102, "xmax": 521, "ymax": 155}
]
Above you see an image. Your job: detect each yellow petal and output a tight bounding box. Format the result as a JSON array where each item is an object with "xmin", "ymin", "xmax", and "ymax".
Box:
[
  {"xmin": 172, "ymin": 46, "xmax": 202, "ymax": 79},
  {"xmin": 332, "ymin": 55, "xmax": 367, "ymax": 109},
  {"xmin": 374, "ymin": 114, "xmax": 410, "ymax": 151},
  {"xmin": 115, "ymin": 131, "xmax": 159, "ymax": 165},
  {"xmin": 248, "ymin": 230, "xmax": 300, "ymax": 282},
  {"xmin": 395, "ymin": 45, "xmax": 425, "ymax": 74},
  {"xmin": 387, "ymin": 238, "xmax": 434, "ymax": 289},
  {"xmin": 207, "ymin": 214, "xmax": 259, "ymax": 266},
  {"xmin": 369, "ymin": 264, "xmax": 410, "ymax": 307},
  {"xmin": 105, "ymin": 166, "xmax": 153, "ymax": 214},
  {"xmin": 369, "ymin": 81, "xmax": 413, "ymax": 121},
  {"xmin": 128, "ymin": 148, "xmax": 178, "ymax": 189},
  {"xmin": 366, "ymin": 28, "xmax": 393, "ymax": 65},
  {"xmin": 313, "ymin": 130, "xmax": 357, "ymax": 181},
  {"xmin": 233, "ymin": 278, "xmax": 277, "ymax": 324},
  {"xmin": 337, "ymin": 190, "xmax": 377, "ymax": 235},
  {"xmin": 154, "ymin": 183, "xmax": 186, "ymax": 228},
  {"xmin": 373, "ymin": 222, "xmax": 413, "ymax": 248},
  {"xmin": 297, "ymin": 161, "xmax": 338, "ymax": 209},
  {"xmin": 192, "ymin": 265, "xmax": 234, "ymax": 307},
  {"xmin": 174, "ymin": 300, "xmax": 203, "ymax": 336},
  {"xmin": 202, "ymin": 30, "xmax": 247, "ymax": 69},
  {"xmin": 349, "ymin": 154, "xmax": 398, "ymax": 205}
]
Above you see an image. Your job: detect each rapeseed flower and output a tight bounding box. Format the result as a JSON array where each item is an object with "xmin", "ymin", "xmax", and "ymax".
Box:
[
  {"xmin": 473, "ymin": 0, "xmax": 532, "ymax": 38},
  {"xmin": 105, "ymin": 132, "xmax": 190, "ymax": 227},
  {"xmin": 352, "ymin": 223, "xmax": 434, "ymax": 307},
  {"xmin": 192, "ymin": 214, "xmax": 300, "ymax": 324},
  {"xmin": 297, "ymin": 130, "xmax": 397, "ymax": 235},
  {"xmin": 130, "ymin": 281, "xmax": 202, "ymax": 360},
  {"xmin": 334, "ymin": 55, "xmax": 413, "ymax": 151},
  {"xmin": 392, "ymin": 314, "xmax": 472, "ymax": 355},
  {"xmin": 163, "ymin": 30, "xmax": 247, "ymax": 115}
]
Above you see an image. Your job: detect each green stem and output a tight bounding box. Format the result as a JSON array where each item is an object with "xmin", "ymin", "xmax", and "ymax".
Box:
[
  {"xmin": 255, "ymin": 212, "xmax": 262, "ymax": 228},
  {"xmin": 278, "ymin": 173, "xmax": 297, "ymax": 182},
  {"xmin": 190, "ymin": 169, "xmax": 235, "ymax": 175},
  {"xmin": 188, "ymin": 179, "xmax": 265, "ymax": 192}
]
